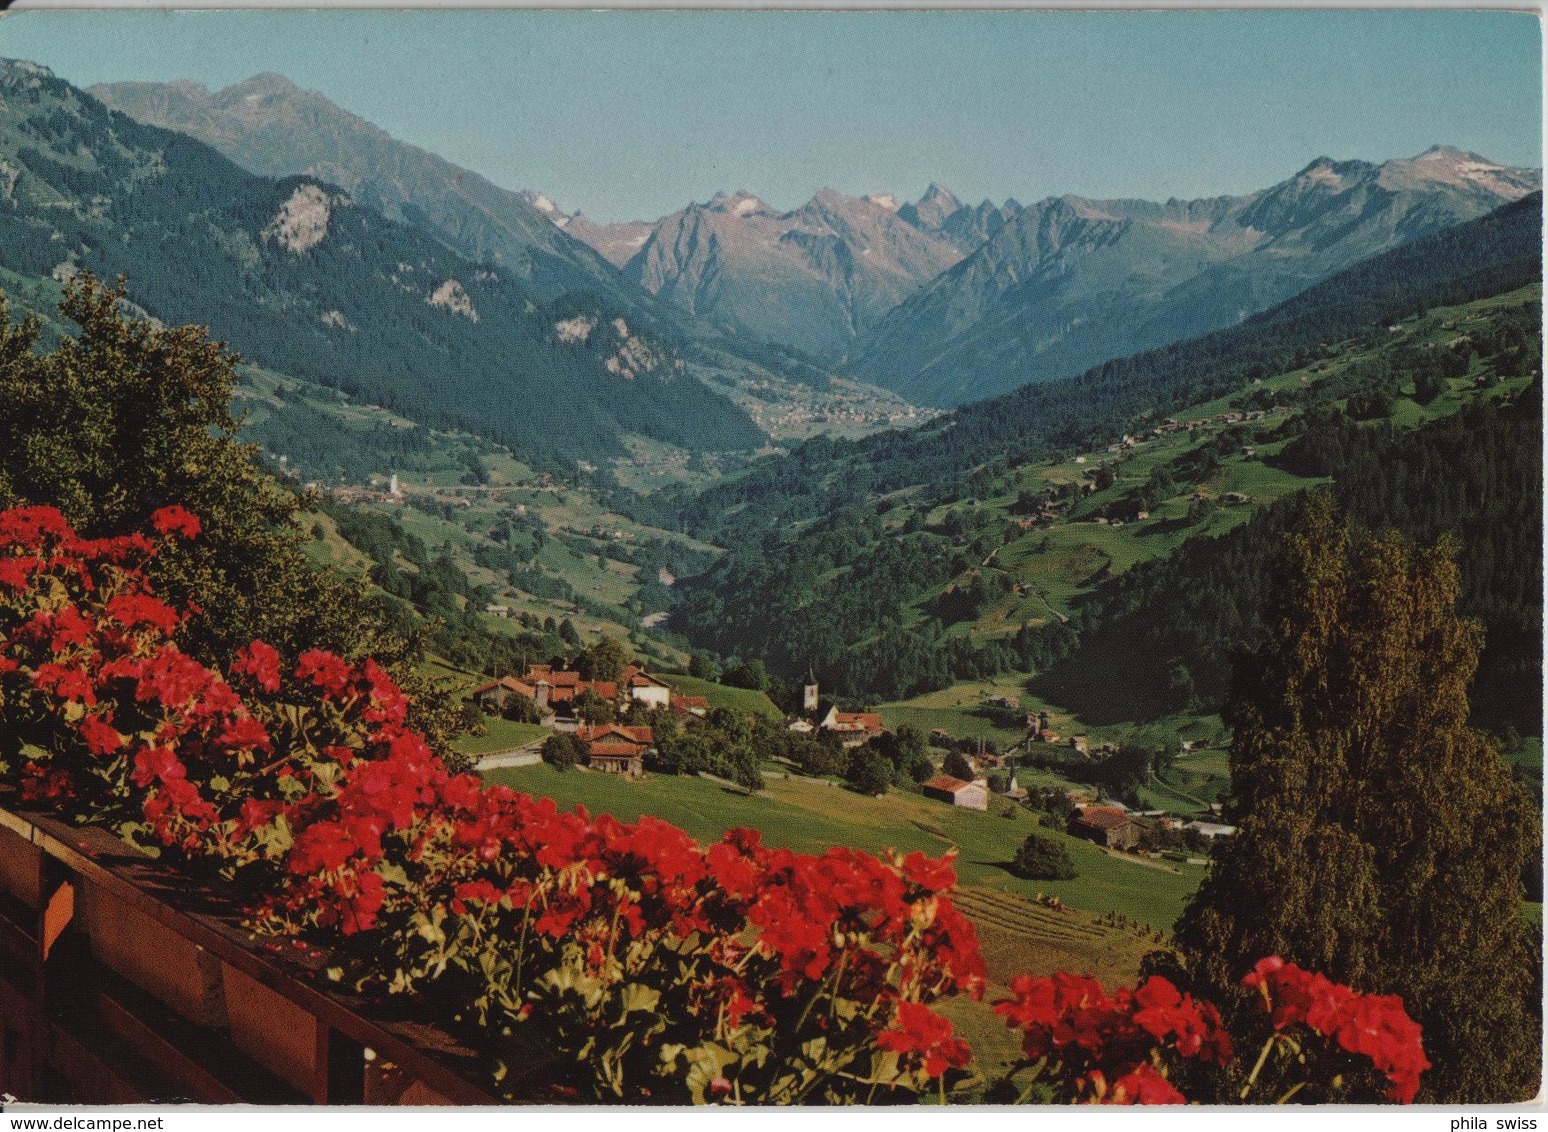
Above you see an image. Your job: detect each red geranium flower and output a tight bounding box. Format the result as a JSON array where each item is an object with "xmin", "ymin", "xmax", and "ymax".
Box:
[
  {"xmin": 877, "ymin": 1000, "xmax": 972, "ymax": 1077},
  {"xmin": 231, "ymin": 640, "xmax": 282, "ymax": 694},
  {"xmin": 149, "ymin": 506, "xmax": 202, "ymax": 539},
  {"xmin": 295, "ymin": 648, "xmax": 353, "ymax": 697}
]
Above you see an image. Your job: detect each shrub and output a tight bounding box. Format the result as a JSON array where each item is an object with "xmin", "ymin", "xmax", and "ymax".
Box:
[
  {"xmin": 540, "ymin": 733, "xmax": 585, "ymax": 771},
  {"xmin": 1012, "ymin": 831, "xmax": 1077, "ymax": 880}
]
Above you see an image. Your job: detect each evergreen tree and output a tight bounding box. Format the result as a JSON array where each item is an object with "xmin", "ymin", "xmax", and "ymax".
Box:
[{"xmin": 1173, "ymin": 494, "xmax": 1540, "ymax": 1102}]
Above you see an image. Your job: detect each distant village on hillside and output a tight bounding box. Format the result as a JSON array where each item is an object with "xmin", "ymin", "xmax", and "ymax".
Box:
[{"xmin": 463, "ymin": 658, "xmax": 1234, "ymax": 860}]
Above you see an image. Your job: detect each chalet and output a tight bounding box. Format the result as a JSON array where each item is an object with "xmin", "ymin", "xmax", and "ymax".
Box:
[
  {"xmin": 1069, "ymin": 735, "xmax": 1089, "ymax": 755},
  {"xmin": 622, "ymin": 666, "xmax": 672, "ymax": 710},
  {"xmin": 1070, "ymin": 805, "xmax": 1141, "ymax": 849},
  {"xmin": 576, "ymin": 723, "xmax": 653, "ymax": 778},
  {"xmin": 818, "ymin": 706, "xmax": 885, "ymax": 747},
  {"xmin": 921, "ymin": 775, "xmax": 989, "ymax": 811},
  {"xmin": 469, "ymin": 676, "xmax": 540, "ymax": 714}
]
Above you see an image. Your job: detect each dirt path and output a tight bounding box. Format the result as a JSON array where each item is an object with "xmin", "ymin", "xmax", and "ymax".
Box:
[{"xmin": 1100, "ymin": 846, "xmax": 1182, "ymax": 874}]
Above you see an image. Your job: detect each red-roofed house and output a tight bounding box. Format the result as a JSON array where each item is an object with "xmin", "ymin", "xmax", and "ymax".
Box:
[
  {"xmin": 622, "ymin": 666, "xmax": 672, "ymax": 710},
  {"xmin": 920, "ymin": 775, "xmax": 989, "ymax": 811},
  {"xmin": 670, "ymin": 696, "xmax": 710, "ymax": 719},
  {"xmin": 1070, "ymin": 805, "xmax": 1140, "ymax": 849},
  {"xmin": 818, "ymin": 706, "xmax": 886, "ymax": 747}
]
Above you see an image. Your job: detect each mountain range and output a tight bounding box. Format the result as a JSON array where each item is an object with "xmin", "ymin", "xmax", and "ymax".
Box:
[
  {"xmin": 93, "ymin": 70, "xmax": 1540, "ymax": 413},
  {"xmin": 846, "ymin": 148, "xmax": 1540, "ymax": 405},
  {"xmin": 2, "ymin": 60, "xmax": 761, "ymax": 466},
  {"xmin": 439, "ymin": 151, "xmax": 1538, "ymax": 409},
  {"xmin": 513, "ymin": 180, "xmax": 1023, "ymax": 366}
]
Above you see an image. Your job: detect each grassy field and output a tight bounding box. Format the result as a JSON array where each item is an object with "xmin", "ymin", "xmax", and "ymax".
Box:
[
  {"xmin": 452, "ymin": 715, "xmax": 551, "ymax": 757},
  {"xmin": 877, "ymin": 677, "xmax": 1034, "ymax": 748},
  {"xmin": 482, "ymin": 763, "xmax": 1204, "ymax": 933},
  {"xmin": 658, "ymin": 674, "xmax": 782, "ymax": 720}
]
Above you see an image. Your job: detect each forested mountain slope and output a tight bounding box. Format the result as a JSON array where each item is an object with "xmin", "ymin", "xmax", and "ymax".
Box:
[
  {"xmin": 90, "ymin": 73, "xmax": 652, "ymax": 314},
  {"xmin": 661, "ymin": 195, "xmax": 1541, "ymax": 725},
  {"xmin": 0, "ymin": 60, "xmax": 762, "ymax": 466},
  {"xmin": 654, "ymin": 192, "xmax": 1541, "ymax": 549}
]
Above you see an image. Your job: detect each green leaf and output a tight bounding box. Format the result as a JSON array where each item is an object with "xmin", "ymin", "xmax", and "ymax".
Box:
[{"xmin": 616, "ymin": 983, "xmax": 661, "ymax": 1018}]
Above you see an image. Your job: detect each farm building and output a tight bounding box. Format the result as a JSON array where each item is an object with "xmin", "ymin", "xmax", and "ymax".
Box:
[
  {"xmin": 576, "ymin": 723, "xmax": 653, "ymax": 778},
  {"xmin": 469, "ymin": 675, "xmax": 540, "ymax": 714},
  {"xmin": 921, "ymin": 775, "xmax": 989, "ymax": 811},
  {"xmin": 1070, "ymin": 805, "xmax": 1141, "ymax": 849},
  {"xmin": 1184, "ymin": 820, "xmax": 1238, "ymax": 840},
  {"xmin": 818, "ymin": 706, "xmax": 886, "ymax": 747}
]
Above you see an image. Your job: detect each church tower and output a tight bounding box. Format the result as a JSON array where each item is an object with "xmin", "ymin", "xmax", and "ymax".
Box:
[{"xmin": 802, "ymin": 668, "xmax": 820, "ymax": 714}]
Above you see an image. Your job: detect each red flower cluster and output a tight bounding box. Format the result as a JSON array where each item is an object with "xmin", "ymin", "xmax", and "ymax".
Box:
[
  {"xmin": 877, "ymin": 1000, "xmax": 972, "ymax": 1078},
  {"xmin": 1243, "ymin": 957, "xmax": 1430, "ymax": 1103},
  {"xmin": 149, "ymin": 505, "xmax": 202, "ymax": 539},
  {"xmin": 0, "ymin": 503, "xmax": 1435, "ymax": 1107},
  {"xmin": 994, "ymin": 971, "xmax": 1229, "ymax": 1104}
]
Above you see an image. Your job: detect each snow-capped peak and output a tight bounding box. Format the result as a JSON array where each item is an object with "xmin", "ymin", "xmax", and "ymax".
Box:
[
  {"xmin": 708, "ymin": 190, "xmax": 767, "ymax": 216},
  {"xmin": 518, "ymin": 190, "xmax": 577, "ymax": 229},
  {"xmin": 864, "ymin": 192, "xmax": 901, "ymax": 212}
]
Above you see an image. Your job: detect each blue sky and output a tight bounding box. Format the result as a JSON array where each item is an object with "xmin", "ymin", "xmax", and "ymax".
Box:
[{"xmin": 0, "ymin": 9, "xmax": 1539, "ymax": 223}]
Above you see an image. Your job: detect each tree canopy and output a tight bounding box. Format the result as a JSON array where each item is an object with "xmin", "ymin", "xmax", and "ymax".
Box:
[{"xmin": 1172, "ymin": 495, "xmax": 1540, "ymax": 1102}]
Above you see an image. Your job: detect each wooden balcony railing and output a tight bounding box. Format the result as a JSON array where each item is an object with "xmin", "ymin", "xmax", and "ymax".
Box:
[{"xmin": 0, "ymin": 797, "xmax": 544, "ymax": 1105}]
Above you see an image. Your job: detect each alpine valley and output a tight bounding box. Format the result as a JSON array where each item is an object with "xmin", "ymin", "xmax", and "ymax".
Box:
[{"xmin": 0, "ymin": 52, "xmax": 1541, "ymax": 1086}]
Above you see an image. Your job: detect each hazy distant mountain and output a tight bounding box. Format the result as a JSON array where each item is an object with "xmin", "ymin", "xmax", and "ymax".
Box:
[
  {"xmin": 511, "ymin": 191, "xmax": 654, "ymax": 269},
  {"xmin": 849, "ymin": 147, "xmax": 1542, "ymax": 406},
  {"xmin": 4, "ymin": 60, "xmax": 762, "ymax": 465},
  {"xmin": 898, "ymin": 182, "xmax": 1023, "ymax": 252},
  {"xmin": 621, "ymin": 187, "xmax": 967, "ymax": 362},
  {"xmin": 90, "ymin": 73, "xmax": 649, "ymax": 311}
]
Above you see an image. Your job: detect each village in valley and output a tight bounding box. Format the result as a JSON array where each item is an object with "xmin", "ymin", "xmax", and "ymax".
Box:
[{"xmin": 457, "ymin": 647, "xmax": 1235, "ymax": 871}]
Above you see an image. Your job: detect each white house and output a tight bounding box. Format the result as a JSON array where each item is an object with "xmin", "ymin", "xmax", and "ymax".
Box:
[
  {"xmin": 623, "ymin": 666, "xmax": 672, "ymax": 710},
  {"xmin": 921, "ymin": 775, "xmax": 989, "ymax": 811}
]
